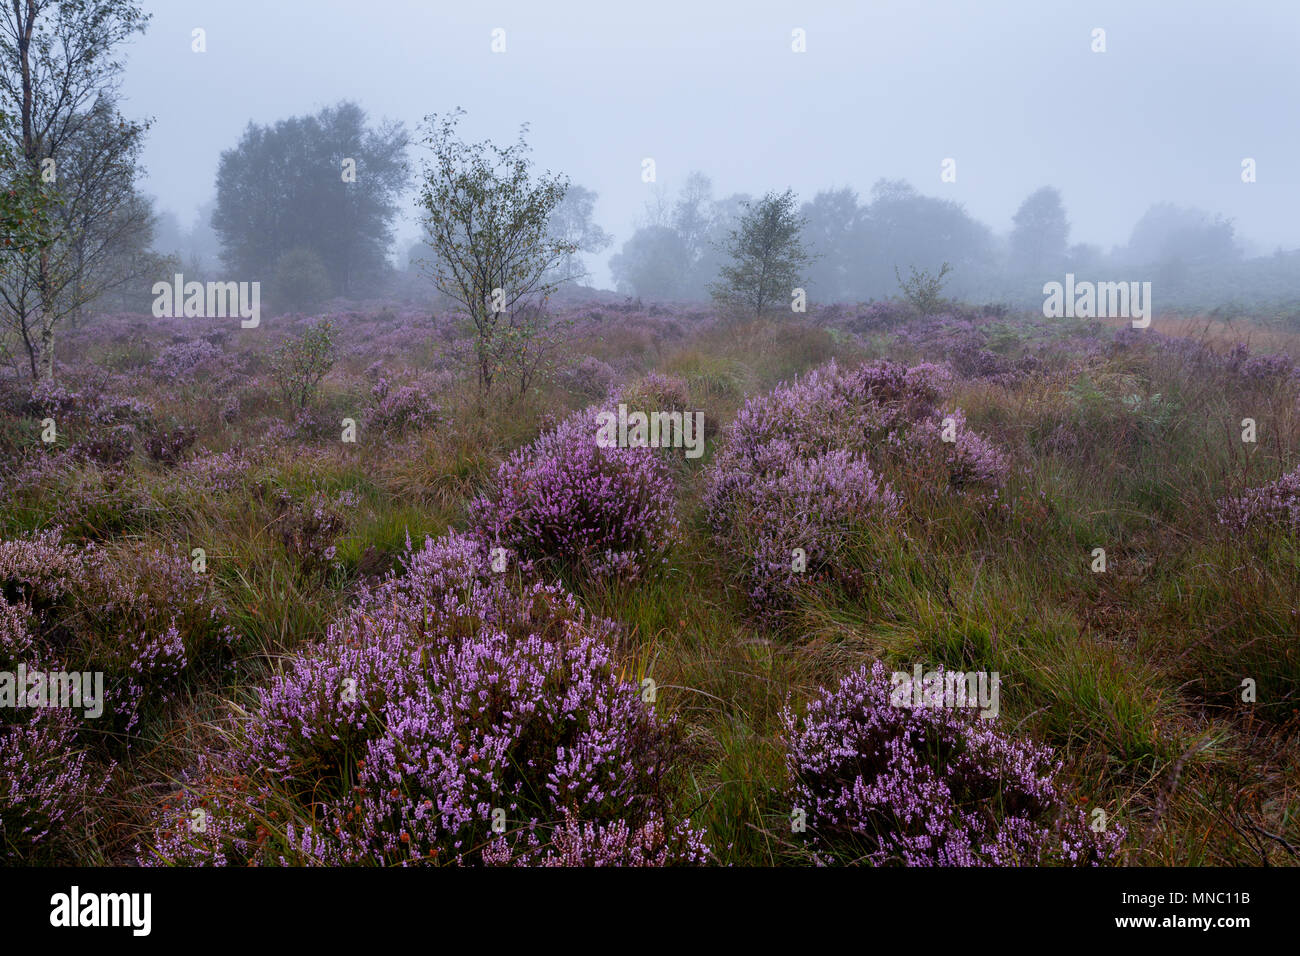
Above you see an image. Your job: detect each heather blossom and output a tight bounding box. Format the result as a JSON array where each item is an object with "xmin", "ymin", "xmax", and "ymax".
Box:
[
  {"xmin": 363, "ymin": 377, "xmax": 442, "ymax": 435},
  {"xmin": 140, "ymin": 531, "xmax": 708, "ymax": 867},
  {"xmin": 0, "ymin": 529, "xmax": 234, "ymax": 734},
  {"xmin": 1217, "ymin": 464, "xmax": 1300, "ymax": 533},
  {"xmin": 1, "ymin": 709, "xmax": 110, "ymax": 863},
  {"xmin": 783, "ymin": 661, "xmax": 1123, "ymax": 866},
  {"xmin": 706, "ymin": 359, "xmax": 1008, "ymax": 613},
  {"xmin": 470, "ymin": 406, "xmax": 680, "ymax": 580}
]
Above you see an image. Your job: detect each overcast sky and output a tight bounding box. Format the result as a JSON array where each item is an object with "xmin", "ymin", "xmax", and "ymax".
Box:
[{"xmin": 121, "ymin": 0, "xmax": 1300, "ymax": 289}]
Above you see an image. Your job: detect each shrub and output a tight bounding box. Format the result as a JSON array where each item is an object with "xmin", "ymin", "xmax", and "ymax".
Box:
[
  {"xmin": 1, "ymin": 594, "xmax": 112, "ymax": 863},
  {"xmin": 139, "ymin": 532, "xmax": 708, "ymax": 866},
  {"xmin": 1, "ymin": 710, "xmax": 109, "ymax": 863},
  {"xmin": 1218, "ymin": 465, "xmax": 1300, "ymax": 533},
  {"xmin": 0, "ymin": 530, "xmax": 234, "ymax": 735},
  {"xmin": 895, "ymin": 262, "xmax": 952, "ymax": 315},
  {"xmin": 271, "ymin": 321, "xmax": 337, "ymax": 410},
  {"xmin": 616, "ymin": 371, "xmax": 691, "ymax": 413},
  {"xmin": 782, "ymin": 661, "xmax": 1124, "ymax": 866},
  {"xmin": 150, "ymin": 340, "xmax": 226, "ymax": 383},
  {"xmin": 273, "ymin": 489, "xmax": 358, "ymax": 575},
  {"xmin": 143, "ymin": 424, "xmax": 198, "ymax": 467},
  {"xmin": 363, "ymin": 378, "xmax": 441, "ymax": 436},
  {"xmin": 469, "ymin": 407, "xmax": 679, "ymax": 580},
  {"xmin": 610, "ymin": 371, "xmax": 712, "ymax": 463},
  {"xmin": 562, "ymin": 355, "xmax": 616, "ymax": 399},
  {"xmin": 705, "ymin": 359, "xmax": 1007, "ymax": 613},
  {"xmin": 70, "ymin": 424, "xmax": 136, "ymax": 467}
]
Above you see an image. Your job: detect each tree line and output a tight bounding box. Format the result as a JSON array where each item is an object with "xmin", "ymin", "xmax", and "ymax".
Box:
[{"xmin": 0, "ymin": 1, "xmax": 1293, "ymax": 388}]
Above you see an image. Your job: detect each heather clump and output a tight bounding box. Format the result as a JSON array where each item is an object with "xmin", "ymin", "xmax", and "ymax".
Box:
[
  {"xmin": 1, "ymin": 591, "xmax": 111, "ymax": 862},
  {"xmin": 1111, "ymin": 327, "xmax": 1300, "ymax": 391},
  {"xmin": 8, "ymin": 383, "xmax": 154, "ymax": 472},
  {"xmin": 782, "ymin": 661, "xmax": 1124, "ymax": 866},
  {"xmin": 363, "ymin": 377, "xmax": 441, "ymax": 436},
  {"xmin": 25, "ymin": 382, "xmax": 152, "ymax": 431},
  {"xmin": 561, "ymin": 355, "xmax": 617, "ymax": 398},
  {"xmin": 705, "ymin": 359, "xmax": 1008, "ymax": 612},
  {"xmin": 1, "ymin": 708, "xmax": 109, "ymax": 863},
  {"xmin": 0, "ymin": 530, "xmax": 233, "ymax": 735},
  {"xmin": 616, "ymin": 371, "xmax": 692, "ymax": 413},
  {"xmin": 175, "ymin": 447, "xmax": 258, "ymax": 494},
  {"xmin": 142, "ymin": 423, "xmax": 198, "ymax": 467},
  {"xmin": 887, "ymin": 312, "xmax": 1050, "ymax": 387},
  {"xmin": 894, "ymin": 407, "xmax": 1009, "ymax": 491},
  {"xmin": 149, "ymin": 339, "xmax": 230, "ymax": 384},
  {"xmin": 69, "ymin": 423, "xmax": 137, "ymax": 467},
  {"xmin": 469, "ymin": 407, "xmax": 679, "ymax": 581},
  {"xmin": 1217, "ymin": 465, "xmax": 1300, "ymax": 534},
  {"xmin": 140, "ymin": 531, "xmax": 708, "ymax": 867},
  {"xmin": 612, "ymin": 370, "xmax": 718, "ymax": 448}
]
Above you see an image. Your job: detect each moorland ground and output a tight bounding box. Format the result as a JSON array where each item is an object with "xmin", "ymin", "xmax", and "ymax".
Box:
[{"xmin": 3, "ymin": 298, "xmax": 1298, "ymax": 866}]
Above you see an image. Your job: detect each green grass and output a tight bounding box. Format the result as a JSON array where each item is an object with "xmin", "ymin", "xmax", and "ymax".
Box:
[{"xmin": 6, "ymin": 309, "xmax": 1300, "ymax": 866}]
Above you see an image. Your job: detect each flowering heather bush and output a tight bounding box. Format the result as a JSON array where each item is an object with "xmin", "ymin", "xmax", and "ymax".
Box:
[
  {"xmin": 562, "ymin": 355, "xmax": 617, "ymax": 398},
  {"xmin": 1240, "ymin": 351, "xmax": 1297, "ymax": 383},
  {"xmin": 1112, "ymin": 327, "xmax": 1300, "ymax": 389},
  {"xmin": 143, "ymin": 424, "xmax": 198, "ymax": 466},
  {"xmin": 705, "ymin": 360, "xmax": 1007, "ymax": 612},
  {"xmin": 0, "ymin": 530, "xmax": 86, "ymax": 608},
  {"xmin": 469, "ymin": 407, "xmax": 679, "ymax": 580},
  {"xmin": 363, "ymin": 377, "xmax": 441, "ymax": 435},
  {"xmin": 150, "ymin": 340, "xmax": 227, "ymax": 383},
  {"xmin": 177, "ymin": 448, "xmax": 256, "ymax": 493},
  {"xmin": 24, "ymin": 383, "xmax": 152, "ymax": 430},
  {"xmin": 69, "ymin": 423, "xmax": 136, "ymax": 467},
  {"xmin": 1217, "ymin": 465, "xmax": 1300, "ymax": 533},
  {"xmin": 616, "ymin": 371, "xmax": 692, "ymax": 412},
  {"xmin": 718, "ymin": 446, "xmax": 899, "ymax": 610},
  {"xmin": 0, "ymin": 595, "xmax": 35, "ymax": 664},
  {"xmin": 0, "ymin": 530, "xmax": 233, "ymax": 734},
  {"xmin": 898, "ymin": 407, "xmax": 1010, "ymax": 491},
  {"xmin": 140, "ymin": 532, "xmax": 708, "ymax": 866},
  {"xmin": 782, "ymin": 661, "xmax": 1123, "ymax": 866},
  {"xmin": 1, "ymin": 595, "xmax": 111, "ymax": 862},
  {"xmin": 884, "ymin": 311, "xmax": 1054, "ymax": 387},
  {"xmin": 492, "ymin": 811, "xmax": 709, "ymax": 866},
  {"xmin": 1, "ymin": 710, "xmax": 108, "ymax": 863}
]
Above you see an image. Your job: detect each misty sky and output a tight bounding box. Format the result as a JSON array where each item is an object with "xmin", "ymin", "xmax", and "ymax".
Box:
[{"xmin": 120, "ymin": 0, "xmax": 1300, "ymax": 289}]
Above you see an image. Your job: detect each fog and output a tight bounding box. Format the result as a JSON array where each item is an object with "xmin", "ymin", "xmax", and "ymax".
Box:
[
  {"xmin": 8, "ymin": 0, "xmax": 1300, "ymax": 880},
  {"xmin": 120, "ymin": 0, "xmax": 1298, "ymax": 297}
]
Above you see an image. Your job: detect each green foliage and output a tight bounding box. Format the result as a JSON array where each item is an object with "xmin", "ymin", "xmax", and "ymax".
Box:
[
  {"xmin": 0, "ymin": 111, "xmax": 54, "ymax": 269},
  {"xmin": 271, "ymin": 320, "xmax": 337, "ymax": 410},
  {"xmin": 0, "ymin": 1, "xmax": 153, "ymax": 382},
  {"xmin": 894, "ymin": 261, "xmax": 953, "ymax": 315},
  {"xmin": 213, "ymin": 101, "xmax": 408, "ymax": 296},
  {"xmin": 416, "ymin": 108, "xmax": 575, "ymax": 396},
  {"xmin": 710, "ymin": 188, "xmax": 812, "ymax": 319}
]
